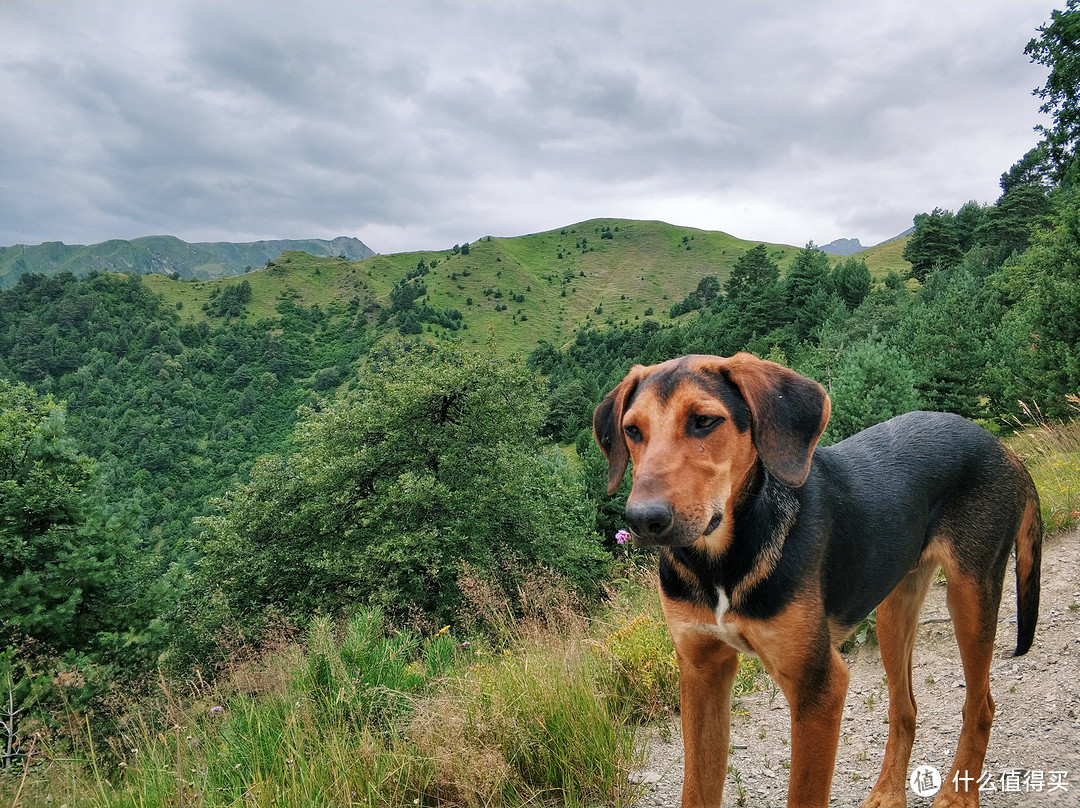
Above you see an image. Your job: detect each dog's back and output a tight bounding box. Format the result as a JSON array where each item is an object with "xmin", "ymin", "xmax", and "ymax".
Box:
[{"xmin": 808, "ymin": 411, "xmax": 1042, "ymax": 654}]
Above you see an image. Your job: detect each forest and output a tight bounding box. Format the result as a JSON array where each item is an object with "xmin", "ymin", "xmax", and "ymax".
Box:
[{"xmin": 3, "ymin": 4, "xmax": 1080, "ymax": 805}]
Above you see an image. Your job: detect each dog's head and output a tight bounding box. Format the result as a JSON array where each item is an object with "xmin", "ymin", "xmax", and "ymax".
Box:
[{"xmin": 593, "ymin": 353, "xmax": 830, "ymax": 550}]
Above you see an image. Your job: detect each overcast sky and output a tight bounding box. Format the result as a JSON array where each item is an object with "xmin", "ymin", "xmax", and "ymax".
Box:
[{"xmin": 0, "ymin": 1, "xmax": 1057, "ymax": 254}]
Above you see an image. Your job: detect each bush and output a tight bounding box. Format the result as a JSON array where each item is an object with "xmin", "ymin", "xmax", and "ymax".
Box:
[
  {"xmin": 190, "ymin": 343, "xmax": 610, "ymax": 642},
  {"xmin": 823, "ymin": 339, "xmax": 922, "ymax": 443},
  {"xmin": 601, "ymin": 612, "xmax": 680, "ymax": 722}
]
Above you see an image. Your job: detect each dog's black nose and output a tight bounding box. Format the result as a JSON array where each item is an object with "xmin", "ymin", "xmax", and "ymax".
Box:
[{"xmin": 625, "ymin": 499, "xmax": 675, "ymax": 540}]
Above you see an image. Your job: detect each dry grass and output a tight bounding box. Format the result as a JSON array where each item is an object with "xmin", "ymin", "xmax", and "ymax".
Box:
[
  {"xmin": 1, "ymin": 565, "xmax": 663, "ymax": 808},
  {"xmin": 1006, "ymin": 396, "xmax": 1080, "ymax": 533}
]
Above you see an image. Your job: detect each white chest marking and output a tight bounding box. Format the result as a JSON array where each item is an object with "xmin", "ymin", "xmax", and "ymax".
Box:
[{"xmin": 712, "ymin": 587, "xmax": 758, "ymax": 657}]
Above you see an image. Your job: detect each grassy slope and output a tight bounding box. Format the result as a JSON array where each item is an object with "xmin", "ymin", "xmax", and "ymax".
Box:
[
  {"xmin": 144, "ymin": 218, "xmax": 912, "ymax": 355},
  {"xmin": 854, "ymin": 235, "xmax": 911, "ymax": 278}
]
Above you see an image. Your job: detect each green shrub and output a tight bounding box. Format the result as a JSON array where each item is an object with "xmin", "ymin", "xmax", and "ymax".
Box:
[
  {"xmin": 601, "ymin": 612, "xmax": 681, "ymax": 722},
  {"xmin": 190, "ymin": 343, "xmax": 610, "ymax": 644}
]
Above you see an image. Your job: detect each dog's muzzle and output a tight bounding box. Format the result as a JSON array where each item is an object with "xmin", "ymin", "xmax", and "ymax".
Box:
[{"xmin": 625, "ymin": 498, "xmax": 675, "ymax": 544}]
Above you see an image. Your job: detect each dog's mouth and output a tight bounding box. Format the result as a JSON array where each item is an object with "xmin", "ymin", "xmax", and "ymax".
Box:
[
  {"xmin": 704, "ymin": 513, "xmax": 723, "ymax": 536},
  {"xmin": 625, "ymin": 509, "xmax": 723, "ymax": 547}
]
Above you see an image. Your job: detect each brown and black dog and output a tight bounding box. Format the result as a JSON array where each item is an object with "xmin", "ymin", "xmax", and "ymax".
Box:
[{"xmin": 594, "ymin": 353, "xmax": 1042, "ymax": 808}]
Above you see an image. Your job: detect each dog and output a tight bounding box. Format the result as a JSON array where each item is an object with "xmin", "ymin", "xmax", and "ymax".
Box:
[{"xmin": 593, "ymin": 353, "xmax": 1042, "ymax": 808}]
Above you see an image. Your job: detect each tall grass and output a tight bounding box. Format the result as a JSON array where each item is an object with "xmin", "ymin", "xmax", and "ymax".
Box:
[
  {"xmin": 2, "ymin": 562, "xmax": 770, "ymax": 807},
  {"xmin": 1007, "ymin": 397, "xmax": 1080, "ymax": 533},
  {"xmin": 6, "ymin": 567, "xmax": 711, "ymax": 808}
]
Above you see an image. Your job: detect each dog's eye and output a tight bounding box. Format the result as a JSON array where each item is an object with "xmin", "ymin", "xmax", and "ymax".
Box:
[
  {"xmin": 624, "ymin": 424, "xmax": 643, "ymax": 442},
  {"xmin": 692, "ymin": 414, "xmax": 725, "ymax": 432}
]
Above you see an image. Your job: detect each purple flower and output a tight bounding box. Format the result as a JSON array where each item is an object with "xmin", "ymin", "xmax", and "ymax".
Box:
[
  {"xmin": 209, "ymin": 705, "xmax": 224, "ymax": 714},
  {"xmin": 615, "ymin": 529, "xmax": 630, "ymax": 545}
]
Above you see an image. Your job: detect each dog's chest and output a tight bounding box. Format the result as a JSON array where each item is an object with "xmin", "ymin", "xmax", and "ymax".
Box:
[{"xmin": 712, "ymin": 587, "xmax": 758, "ymax": 656}]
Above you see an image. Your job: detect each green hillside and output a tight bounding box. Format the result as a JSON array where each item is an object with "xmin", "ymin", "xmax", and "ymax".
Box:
[
  {"xmin": 855, "ymin": 234, "xmax": 912, "ymax": 278},
  {"xmin": 145, "ymin": 218, "xmax": 905, "ymax": 355}
]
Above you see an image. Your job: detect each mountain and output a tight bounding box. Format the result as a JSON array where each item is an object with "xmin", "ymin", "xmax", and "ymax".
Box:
[
  {"xmin": 819, "ymin": 237, "xmax": 865, "ymax": 256},
  {"xmin": 0, "ymin": 235, "xmax": 374, "ymax": 288},
  {"xmin": 141, "ymin": 218, "xmax": 909, "ymax": 357}
]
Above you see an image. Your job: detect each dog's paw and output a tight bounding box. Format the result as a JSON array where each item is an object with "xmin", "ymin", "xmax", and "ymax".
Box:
[
  {"xmin": 930, "ymin": 791, "xmax": 979, "ymax": 808},
  {"xmin": 860, "ymin": 789, "xmax": 907, "ymax": 808}
]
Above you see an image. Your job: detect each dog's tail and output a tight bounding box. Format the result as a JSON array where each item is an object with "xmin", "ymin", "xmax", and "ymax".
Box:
[{"xmin": 1011, "ymin": 476, "xmax": 1042, "ymax": 657}]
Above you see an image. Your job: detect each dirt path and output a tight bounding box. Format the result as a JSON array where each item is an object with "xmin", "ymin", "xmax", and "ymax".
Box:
[{"xmin": 632, "ymin": 528, "xmax": 1080, "ymax": 807}]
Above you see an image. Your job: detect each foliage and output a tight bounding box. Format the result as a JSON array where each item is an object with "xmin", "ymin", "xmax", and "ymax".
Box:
[
  {"xmin": 989, "ymin": 182, "xmax": 1080, "ymax": 417},
  {"xmin": 0, "ymin": 381, "xmax": 169, "ymax": 661},
  {"xmin": 889, "ymin": 262, "xmax": 998, "ymax": 418},
  {"xmin": 0, "ymin": 381, "xmax": 95, "ymax": 651},
  {"xmin": 782, "ymin": 243, "xmax": 834, "ymax": 343},
  {"xmin": 1027, "ymin": 0, "xmax": 1080, "ymax": 178},
  {"xmin": 831, "ymin": 255, "xmax": 872, "ymax": 310},
  {"xmin": 203, "ymin": 278, "xmax": 252, "ymax": 318},
  {"xmin": 820, "ymin": 339, "xmax": 922, "ymax": 444},
  {"xmin": 0, "ymin": 270, "xmax": 373, "ymax": 553},
  {"xmin": 723, "ymin": 243, "xmax": 779, "ymax": 301},
  {"xmin": 3, "ymin": 601, "xmax": 646, "ymax": 808},
  {"xmin": 902, "ymin": 208, "xmax": 963, "ymax": 281},
  {"xmin": 192, "ymin": 342, "xmax": 610, "ymax": 642},
  {"xmin": 668, "ymin": 274, "xmax": 720, "ymax": 318}
]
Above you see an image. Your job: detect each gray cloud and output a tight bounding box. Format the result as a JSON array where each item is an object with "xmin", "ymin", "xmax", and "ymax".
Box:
[{"xmin": 0, "ymin": 0, "xmax": 1053, "ymax": 252}]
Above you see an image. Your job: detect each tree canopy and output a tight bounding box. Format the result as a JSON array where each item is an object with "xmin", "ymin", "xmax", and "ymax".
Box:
[{"xmin": 190, "ymin": 343, "xmax": 610, "ymax": 643}]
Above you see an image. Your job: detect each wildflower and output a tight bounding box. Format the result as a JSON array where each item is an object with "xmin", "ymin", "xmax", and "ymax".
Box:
[
  {"xmin": 615, "ymin": 529, "xmax": 630, "ymax": 545},
  {"xmin": 209, "ymin": 705, "xmax": 224, "ymax": 714}
]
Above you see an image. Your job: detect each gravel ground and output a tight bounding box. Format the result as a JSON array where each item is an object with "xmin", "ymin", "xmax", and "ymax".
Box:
[{"xmin": 630, "ymin": 528, "xmax": 1080, "ymax": 807}]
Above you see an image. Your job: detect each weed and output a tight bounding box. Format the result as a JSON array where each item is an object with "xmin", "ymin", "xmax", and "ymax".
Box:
[
  {"xmin": 728, "ymin": 762, "xmax": 749, "ymax": 806},
  {"xmin": 841, "ymin": 609, "xmax": 878, "ymax": 651},
  {"xmin": 2, "ymin": 598, "xmax": 647, "ymax": 808},
  {"xmin": 601, "ymin": 612, "xmax": 681, "ymax": 722}
]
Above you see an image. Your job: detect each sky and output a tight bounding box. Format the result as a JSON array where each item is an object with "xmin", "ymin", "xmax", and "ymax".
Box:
[{"xmin": 0, "ymin": 1, "xmax": 1057, "ymax": 255}]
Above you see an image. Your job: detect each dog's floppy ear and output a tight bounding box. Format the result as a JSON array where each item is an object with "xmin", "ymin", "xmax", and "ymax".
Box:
[
  {"xmin": 721, "ymin": 352, "xmax": 830, "ymax": 487},
  {"xmin": 593, "ymin": 366, "xmax": 647, "ymax": 495}
]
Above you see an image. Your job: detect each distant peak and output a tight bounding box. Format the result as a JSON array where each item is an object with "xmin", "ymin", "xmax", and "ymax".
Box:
[{"xmin": 819, "ymin": 237, "xmax": 865, "ymax": 256}]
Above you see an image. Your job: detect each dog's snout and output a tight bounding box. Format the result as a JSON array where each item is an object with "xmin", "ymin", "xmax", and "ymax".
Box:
[{"xmin": 625, "ymin": 499, "xmax": 675, "ymax": 541}]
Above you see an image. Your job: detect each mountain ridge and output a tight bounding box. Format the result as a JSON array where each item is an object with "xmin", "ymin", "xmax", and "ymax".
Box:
[
  {"xmin": 137, "ymin": 217, "xmax": 911, "ymax": 358},
  {"xmin": 0, "ymin": 235, "xmax": 374, "ymax": 288}
]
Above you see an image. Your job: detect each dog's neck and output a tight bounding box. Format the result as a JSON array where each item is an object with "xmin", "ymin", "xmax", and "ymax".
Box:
[
  {"xmin": 723, "ymin": 462, "xmax": 801, "ymax": 609},
  {"xmin": 660, "ymin": 461, "xmax": 803, "ymax": 617}
]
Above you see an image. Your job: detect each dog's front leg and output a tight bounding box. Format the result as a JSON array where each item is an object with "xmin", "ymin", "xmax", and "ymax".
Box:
[
  {"xmin": 777, "ymin": 645, "xmax": 850, "ymax": 808},
  {"xmin": 671, "ymin": 629, "xmax": 741, "ymax": 808}
]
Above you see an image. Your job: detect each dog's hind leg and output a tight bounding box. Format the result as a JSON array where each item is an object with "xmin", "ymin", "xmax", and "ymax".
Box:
[
  {"xmin": 862, "ymin": 561, "xmax": 937, "ymax": 808},
  {"xmin": 932, "ymin": 568, "xmax": 1005, "ymax": 808}
]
